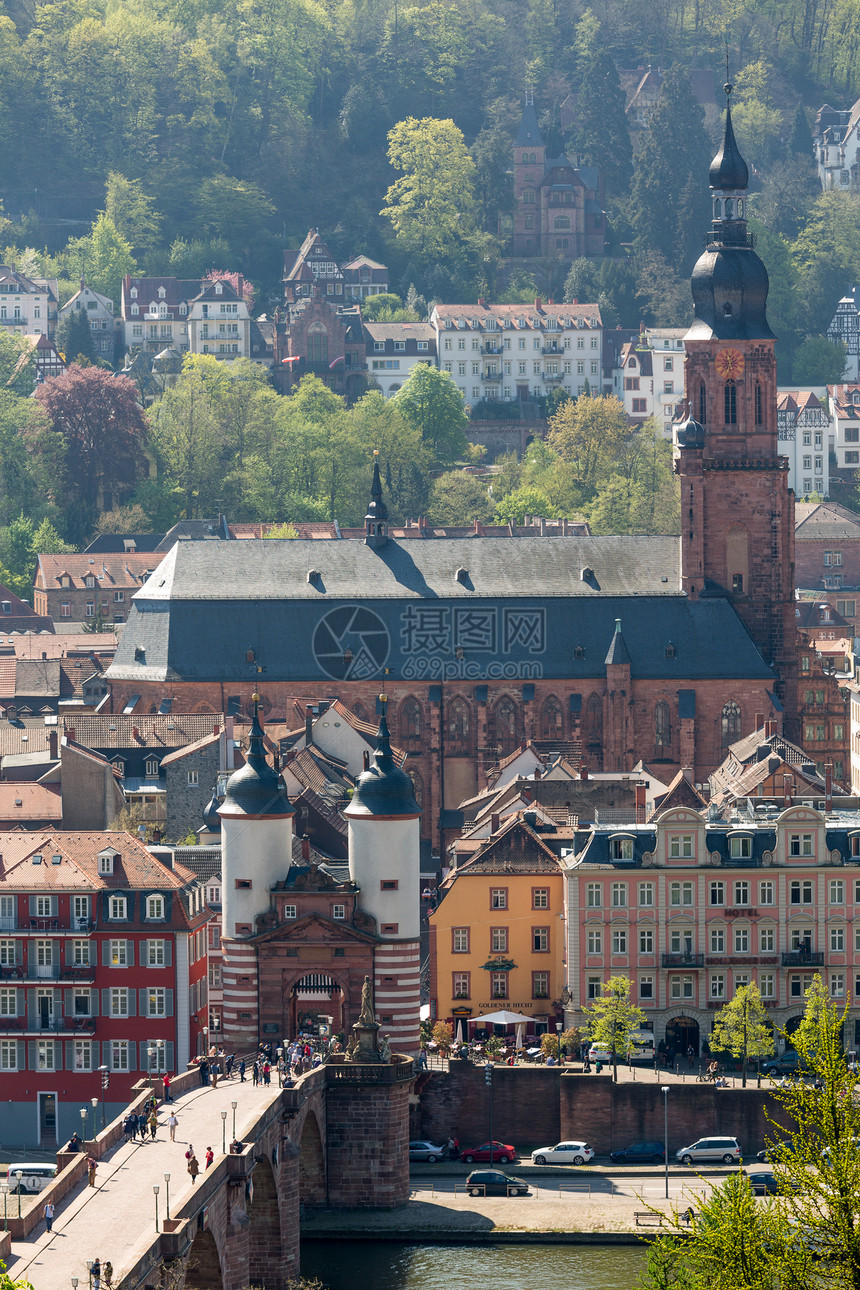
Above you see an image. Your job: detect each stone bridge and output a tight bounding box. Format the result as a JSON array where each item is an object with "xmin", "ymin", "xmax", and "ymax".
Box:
[{"xmin": 3, "ymin": 1057, "xmax": 415, "ymax": 1290}]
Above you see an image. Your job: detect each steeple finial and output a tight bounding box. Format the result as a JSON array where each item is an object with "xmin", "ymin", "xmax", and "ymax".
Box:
[
  {"xmin": 708, "ymin": 70, "xmax": 749, "ymax": 194},
  {"xmin": 365, "ymin": 451, "xmax": 389, "ymax": 549},
  {"xmin": 247, "ymin": 691, "xmax": 266, "ymax": 760}
]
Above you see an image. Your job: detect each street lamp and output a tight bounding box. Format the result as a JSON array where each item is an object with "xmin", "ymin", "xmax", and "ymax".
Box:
[
  {"xmin": 164, "ymin": 1172, "xmax": 171, "ymax": 1222},
  {"xmin": 221, "ymin": 1109, "xmax": 227, "ymax": 1154},
  {"xmin": 231, "ymin": 1100, "xmax": 237, "ymax": 1139},
  {"xmin": 148, "ymin": 1045, "xmax": 157, "ymax": 1090},
  {"xmin": 153, "ymin": 1184, "xmax": 160, "ymax": 1234},
  {"xmin": 555, "ymin": 1020, "xmax": 563, "ymax": 1066},
  {"xmin": 91, "ymin": 1094, "xmax": 99, "ymax": 1136},
  {"xmin": 80, "ymin": 1106, "xmax": 88, "ymax": 1140},
  {"xmin": 484, "ymin": 1062, "xmax": 493, "ymax": 1160},
  {"xmin": 661, "ymin": 1086, "xmax": 670, "ymax": 1199},
  {"xmin": 97, "ymin": 1066, "xmax": 109, "ymax": 1128},
  {"xmin": 276, "ymin": 1047, "xmax": 283, "ymax": 1087},
  {"xmin": 71, "ymin": 1280, "xmax": 78, "ymax": 1289},
  {"xmin": 14, "ymin": 1172, "xmax": 21, "ymax": 1218},
  {"xmin": 1, "ymin": 1183, "xmax": 8, "ymax": 1231}
]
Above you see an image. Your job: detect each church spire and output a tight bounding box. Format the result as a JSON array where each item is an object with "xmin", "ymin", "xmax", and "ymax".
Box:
[
  {"xmin": 364, "ymin": 451, "xmax": 389, "ymax": 550},
  {"xmin": 708, "ymin": 81, "xmax": 750, "ymax": 241}
]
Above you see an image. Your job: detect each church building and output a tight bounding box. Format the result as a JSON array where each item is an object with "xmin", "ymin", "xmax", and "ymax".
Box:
[{"xmin": 106, "ymin": 92, "xmax": 806, "ymax": 852}]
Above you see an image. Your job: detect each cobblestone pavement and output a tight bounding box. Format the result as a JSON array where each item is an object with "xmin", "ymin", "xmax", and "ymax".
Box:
[{"xmin": 6, "ymin": 1077, "xmax": 280, "ymax": 1290}]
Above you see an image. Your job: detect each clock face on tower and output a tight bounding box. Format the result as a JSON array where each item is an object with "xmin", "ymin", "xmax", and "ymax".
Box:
[{"xmin": 715, "ymin": 347, "xmax": 745, "ymax": 379}]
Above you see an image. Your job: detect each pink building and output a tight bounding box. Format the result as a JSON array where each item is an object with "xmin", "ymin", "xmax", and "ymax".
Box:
[{"xmin": 564, "ymin": 803, "xmax": 860, "ymax": 1058}]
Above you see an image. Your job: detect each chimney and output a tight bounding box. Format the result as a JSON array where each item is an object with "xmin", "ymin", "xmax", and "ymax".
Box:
[
  {"xmin": 478, "ymin": 296, "xmax": 485, "ymax": 307},
  {"xmin": 635, "ymin": 781, "xmax": 647, "ymax": 823},
  {"xmin": 755, "ymin": 711, "xmax": 764, "ymax": 732},
  {"xmin": 491, "ymin": 813, "xmax": 500, "ymax": 833},
  {"xmin": 213, "ymin": 723, "xmax": 220, "ymax": 736},
  {"xmin": 273, "ymin": 752, "xmax": 280, "ymax": 772},
  {"xmin": 535, "ymin": 298, "xmax": 542, "ymax": 310},
  {"xmin": 362, "ymin": 750, "xmax": 370, "ymax": 771},
  {"xmin": 225, "ymin": 715, "xmax": 235, "ymax": 770},
  {"xmin": 48, "ymin": 730, "xmax": 57, "ymax": 760},
  {"xmin": 825, "ymin": 763, "xmax": 833, "ymax": 812},
  {"xmin": 534, "ymin": 766, "xmax": 541, "ymax": 780},
  {"xmin": 132, "ymin": 725, "xmax": 139, "ymax": 741},
  {"xmin": 305, "ymin": 705, "xmax": 314, "ymax": 746},
  {"xmin": 783, "ymin": 774, "xmax": 792, "ymax": 808},
  {"xmin": 580, "ymin": 762, "xmax": 589, "ymax": 780},
  {"xmin": 66, "ymin": 727, "xmax": 75, "ymax": 743},
  {"xmin": 681, "ymin": 765, "xmax": 693, "ymax": 783},
  {"xmin": 765, "ymin": 718, "xmax": 778, "ymax": 738},
  {"xmin": 302, "ymin": 836, "xmax": 310, "ymax": 861}
]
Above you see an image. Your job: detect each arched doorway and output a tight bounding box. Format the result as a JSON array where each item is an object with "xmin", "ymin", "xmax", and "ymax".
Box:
[
  {"xmin": 289, "ymin": 973, "xmax": 344, "ymax": 1039},
  {"xmin": 247, "ymin": 1156, "xmax": 281, "ymax": 1287},
  {"xmin": 184, "ymin": 1228, "xmax": 223, "ymax": 1290},
  {"xmin": 665, "ymin": 1016, "xmax": 700, "ymax": 1061},
  {"xmin": 300, "ymin": 1111, "xmax": 326, "ymax": 1205}
]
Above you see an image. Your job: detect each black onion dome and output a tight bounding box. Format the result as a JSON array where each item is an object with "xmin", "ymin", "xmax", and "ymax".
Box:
[
  {"xmin": 688, "ymin": 246, "xmax": 775, "ymax": 341},
  {"xmin": 345, "ymin": 713, "xmax": 420, "ymax": 818},
  {"xmin": 219, "ymin": 699, "xmax": 293, "ymax": 817},
  {"xmin": 202, "ymin": 787, "xmax": 222, "ymax": 833},
  {"xmin": 709, "ymin": 94, "xmax": 749, "ymax": 191},
  {"xmin": 676, "ymin": 417, "xmax": 705, "ymax": 450}
]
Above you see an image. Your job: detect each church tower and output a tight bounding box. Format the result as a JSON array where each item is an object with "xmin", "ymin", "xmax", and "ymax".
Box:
[
  {"xmin": 512, "ymin": 92, "xmax": 546, "ymax": 257},
  {"xmin": 218, "ymin": 694, "xmax": 295, "ymax": 1049},
  {"xmin": 344, "ymin": 700, "xmax": 421, "ymax": 1054},
  {"xmin": 677, "ymin": 83, "xmax": 797, "ymax": 728}
]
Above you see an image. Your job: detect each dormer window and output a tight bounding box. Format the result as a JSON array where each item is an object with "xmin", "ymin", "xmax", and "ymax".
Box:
[
  {"xmin": 610, "ymin": 836, "xmax": 634, "ymax": 861},
  {"xmin": 215, "ymin": 282, "xmax": 223, "ymax": 294},
  {"xmin": 131, "ymin": 304, "xmax": 139, "ymax": 316},
  {"xmin": 130, "ymin": 288, "xmax": 138, "ymax": 300},
  {"xmin": 146, "ymin": 894, "xmax": 165, "ymax": 920},
  {"xmin": 158, "ymin": 286, "xmax": 166, "ymax": 298},
  {"xmin": 179, "ymin": 303, "xmax": 187, "ymax": 315},
  {"xmin": 98, "ymin": 850, "xmax": 115, "ymax": 875},
  {"xmin": 728, "ymin": 834, "xmax": 752, "ymax": 859},
  {"xmin": 145, "ymin": 757, "xmax": 159, "ymax": 777}
]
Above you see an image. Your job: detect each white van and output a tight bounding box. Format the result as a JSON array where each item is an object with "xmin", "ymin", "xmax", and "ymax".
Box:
[{"xmin": 7, "ymin": 1163, "xmax": 57, "ymax": 1194}]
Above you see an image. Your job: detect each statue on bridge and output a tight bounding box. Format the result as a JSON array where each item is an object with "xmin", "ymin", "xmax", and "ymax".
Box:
[{"xmin": 347, "ymin": 975, "xmax": 391, "ymax": 1064}]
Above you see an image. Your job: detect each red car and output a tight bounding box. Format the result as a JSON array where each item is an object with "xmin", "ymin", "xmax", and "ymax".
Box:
[{"xmin": 460, "ymin": 1141, "xmax": 517, "ymax": 1164}]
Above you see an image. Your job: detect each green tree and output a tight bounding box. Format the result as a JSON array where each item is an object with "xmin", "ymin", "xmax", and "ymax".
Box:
[
  {"xmin": 573, "ymin": 47, "xmax": 632, "ymax": 199},
  {"xmin": 394, "ymin": 364, "xmax": 468, "ymax": 462},
  {"xmin": 381, "ymin": 117, "xmax": 482, "ymax": 264},
  {"xmin": 0, "ymin": 1258, "xmax": 33, "ymax": 1289},
  {"xmin": 791, "ymin": 191, "xmax": 860, "ymax": 337},
  {"xmin": 362, "ymin": 293, "xmax": 420, "ymax": 323},
  {"xmin": 792, "ymin": 336, "xmax": 847, "ymax": 385},
  {"xmin": 710, "ymin": 981, "xmax": 775, "ymax": 1087},
  {"xmin": 640, "ymin": 981, "xmax": 860, "ymax": 1289},
  {"xmin": 195, "ymin": 176, "xmax": 275, "ymax": 248},
  {"xmin": 104, "ymin": 172, "xmax": 163, "ymax": 258},
  {"xmin": 546, "ymin": 394, "xmax": 629, "ymax": 494},
  {"xmin": 630, "ymin": 65, "xmax": 713, "ymax": 270},
  {"xmin": 148, "ymin": 368, "xmax": 220, "ymax": 520},
  {"xmin": 582, "ymin": 977, "xmax": 645, "ymax": 1081},
  {"xmin": 56, "ymin": 309, "xmax": 96, "ymax": 366},
  {"xmin": 427, "ymin": 471, "xmax": 494, "ymax": 525},
  {"xmin": 494, "ymin": 485, "xmax": 558, "ymax": 524},
  {"xmin": 63, "ymin": 214, "xmax": 137, "ymax": 308}
]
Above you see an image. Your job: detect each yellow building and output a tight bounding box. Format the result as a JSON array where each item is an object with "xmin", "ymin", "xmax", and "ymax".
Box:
[{"xmin": 429, "ymin": 816, "xmax": 565, "ymax": 1035}]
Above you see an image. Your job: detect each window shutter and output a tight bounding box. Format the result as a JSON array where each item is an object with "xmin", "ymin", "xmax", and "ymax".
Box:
[
  {"xmin": 53, "ymin": 988, "xmax": 62, "ymax": 1010},
  {"xmin": 28, "ymin": 938, "xmax": 36, "ymax": 963},
  {"xmin": 164, "ymin": 941, "xmax": 173, "ymax": 968},
  {"xmin": 53, "ymin": 1040, "xmax": 62, "ymax": 1070},
  {"xmin": 29, "ymin": 896, "xmax": 37, "ymax": 916},
  {"xmin": 102, "ymin": 989, "xmax": 111, "ymax": 1016},
  {"xmin": 64, "ymin": 989, "xmax": 73, "ymax": 1011},
  {"xmin": 16, "ymin": 1039, "xmax": 25, "ymax": 1070},
  {"xmin": 165, "ymin": 1041, "xmax": 175, "ymax": 1071},
  {"xmin": 65, "ymin": 939, "xmax": 75, "ymax": 961},
  {"xmin": 165, "ymin": 989, "xmax": 174, "ymax": 1017},
  {"xmin": 15, "ymin": 940, "xmax": 23, "ymax": 965},
  {"xmin": 65, "ymin": 1040, "xmax": 74, "ymax": 1068},
  {"xmin": 126, "ymin": 940, "xmax": 135, "ymax": 966},
  {"xmin": 15, "ymin": 987, "xmax": 23, "ymax": 1015},
  {"xmin": 127, "ymin": 1043, "xmax": 136, "ymax": 1071},
  {"xmin": 139, "ymin": 1041, "xmax": 149, "ymax": 1070},
  {"xmin": 103, "ymin": 1041, "xmax": 112, "ymax": 1068},
  {"xmin": 139, "ymin": 989, "xmax": 148, "ymax": 1017},
  {"xmin": 27, "ymin": 996, "xmax": 37, "ymax": 1027},
  {"xmin": 102, "ymin": 942, "xmax": 110, "ymax": 967},
  {"xmin": 90, "ymin": 991, "xmax": 98, "ymax": 1017},
  {"xmin": 27, "ymin": 1040, "xmax": 36, "ymax": 1068},
  {"xmin": 127, "ymin": 990, "xmax": 136, "ymax": 1017},
  {"xmin": 51, "ymin": 896, "xmax": 59, "ymax": 917},
  {"xmin": 142, "ymin": 940, "xmax": 149, "ymax": 967}
]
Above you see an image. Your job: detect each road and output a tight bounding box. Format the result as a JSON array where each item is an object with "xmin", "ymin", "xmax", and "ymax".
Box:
[{"xmin": 410, "ymin": 1176, "xmax": 716, "ymax": 1203}]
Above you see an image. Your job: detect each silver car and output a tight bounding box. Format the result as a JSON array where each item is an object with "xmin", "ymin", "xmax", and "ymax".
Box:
[
  {"xmin": 408, "ymin": 1139, "xmax": 446, "ymax": 1163},
  {"xmin": 676, "ymin": 1136, "xmax": 741, "ymax": 1165}
]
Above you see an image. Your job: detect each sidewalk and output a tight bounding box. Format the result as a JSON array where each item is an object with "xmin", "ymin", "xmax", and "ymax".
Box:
[{"xmin": 5, "ymin": 1077, "xmax": 280, "ymax": 1290}]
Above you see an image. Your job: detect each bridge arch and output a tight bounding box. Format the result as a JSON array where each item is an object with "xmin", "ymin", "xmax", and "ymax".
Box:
[
  {"xmin": 299, "ymin": 1106, "xmax": 326, "ymax": 1206},
  {"xmin": 183, "ymin": 1227, "xmax": 223, "ymax": 1290},
  {"xmin": 247, "ymin": 1154, "xmax": 282, "ymax": 1288}
]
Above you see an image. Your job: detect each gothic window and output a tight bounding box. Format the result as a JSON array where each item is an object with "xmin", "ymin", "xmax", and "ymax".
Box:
[
  {"xmin": 351, "ymin": 701, "xmax": 368, "ymax": 722},
  {"xmin": 721, "ymin": 700, "xmax": 742, "ymax": 753},
  {"xmin": 655, "ymin": 700, "xmax": 671, "ymax": 752},
  {"xmin": 540, "ymin": 695, "xmax": 564, "ymax": 739},
  {"xmin": 490, "ymin": 695, "xmax": 519, "ymax": 757},
  {"xmin": 308, "ymin": 323, "xmax": 328, "ymax": 365},
  {"xmin": 724, "ymin": 381, "xmax": 737, "ymax": 425},
  {"xmin": 755, "ymin": 382, "xmax": 763, "ymax": 426},
  {"xmin": 585, "ymin": 692, "xmax": 603, "ymax": 749},
  {"xmin": 522, "ymin": 189, "xmax": 536, "ymax": 204},
  {"xmin": 447, "ymin": 697, "xmax": 471, "ymax": 756},
  {"xmin": 398, "ymin": 696, "xmax": 423, "ymax": 746},
  {"xmin": 698, "ymin": 380, "xmax": 707, "ymax": 425},
  {"xmin": 407, "ymin": 769, "xmax": 424, "ymax": 807}
]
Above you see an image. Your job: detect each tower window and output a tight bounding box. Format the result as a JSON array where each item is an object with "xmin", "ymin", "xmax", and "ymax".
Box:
[
  {"xmin": 724, "ymin": 381, "xmax": 737, "ymax": 425},
  {"xmin": 698, "ymin": 381, "xmax": 706, "ymax": 425},
  {"xmin": 755, "ymin": 382, "xmax": 763, "ymax": 426}
]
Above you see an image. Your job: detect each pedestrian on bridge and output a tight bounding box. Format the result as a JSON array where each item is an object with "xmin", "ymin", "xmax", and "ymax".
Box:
[
  {"xmin": 239, "ymin": 1058, "xmax": 246, "ymax": 1082},
  {"xmin": 148, "ymin": 1109, "xmax": 158, "ymax": 1140},
  {"xmin": 168, "ymin": 1111, "xmax": 178, "ymax": 1142},
  {"xmin": 163, "ymin": 1073, "xmax": 171, "ymax": 1102},
  {"xmin": 187, "ymin": 1153, "xmax": 200, "ymax": 1185},
  {"xmin": 87, "ymin": 1156, "xmax": 98, "ymax": 1187},
  {"xmin": 91, "ymin": 1258, "xmax": 101, "ymax": 1290},
  {"xmin": 205, "ymin": 1147, "xmax": 214, "ymax": 1169},
  {"xmin": 42, "ymin": 1200, "xmax": 54, "ymax": 1233}
]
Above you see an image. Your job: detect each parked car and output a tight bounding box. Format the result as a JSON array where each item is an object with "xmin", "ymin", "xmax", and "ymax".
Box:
[
  {"xmin": 466, "ymin": 1169, "xmax": 530, "ymax": 1197},
  {"xmin": 408, "ymin": 1140, "xmax": 446, "ymax": 1163},
  {"xmin": 610, "ymin": 1141, "xmax": 666, "ymax": 1164},
  {"xmin": 745, "ymin": 1168, "xmax": 802, "ymax": 1196},
  {"xmin": 676, "ymin": 1136, "xmax": 741, "ymax": 1165},
  {"xmin": 461, "ymin": 1141, "xmax": 517, "ymax": 1164},
  {"xmin": 588, "ymin": 1042, "xmax": 612, "ymax": 1063},
  {"xmin": 530, "ymin": 1141, "xmax": 594, "ymax": 1165},
  {"xmin": 756, "ymin": 1140, "xmax": 798, "ymax": 1163},
  {"xmin": 761, "ymin": 1051, "xmax": 808, "ymax": 1077}
]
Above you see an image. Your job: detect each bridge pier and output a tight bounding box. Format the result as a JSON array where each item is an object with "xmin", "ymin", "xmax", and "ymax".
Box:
[{"xmin": 324, "ymin": 1060, "xmax": 413, "ymax": 1207}]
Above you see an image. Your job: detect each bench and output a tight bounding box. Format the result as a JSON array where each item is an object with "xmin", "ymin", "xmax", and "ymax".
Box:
[{"xmin": 634, "ymin": 1211, "xmax": 663, "ymax": 1226}]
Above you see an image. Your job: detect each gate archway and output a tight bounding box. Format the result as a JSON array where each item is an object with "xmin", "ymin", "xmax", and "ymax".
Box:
[
  {"xmin": 289, "ymin": 972, "xmax": 344, "ymax": 1038},
  {"xmin": 665, "ymin": 1016, "xmax": 700, "ymax": 1060}
]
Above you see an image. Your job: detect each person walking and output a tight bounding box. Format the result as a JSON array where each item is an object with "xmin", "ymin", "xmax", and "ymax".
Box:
[
  {"xmin": 168, "ymin": 1111, "xmax": 178, "ymax": 1142},
  {"xmin": 187, "ymin": 1152, "xmax": 200, "ymax": 1185},
  {"xmin": 149, "ymin": 1108, "xmax": 158, "ymax": 1140},
  {"xmin": 137, "ymin": 1112, "xmax": 148, "ymax": 1141},
  {"xmin": 239, "ymin": 1057, "xmax": 246, "ymax": 1082},
  {"xmin": 185, "ymin": 1144, "xmax": 195, "ymax": 1163},
  {"xmin": 42, "ymin": 1200, "xmax": 55, "ymax": 1233},
  {"xmin": 91, "ymin": 1258, "xmax": 101, "ymax": 1290},
  {"xmin": 225, "ymin": 1053, "xmax": 235, "ymax": 1079},
  {"xmin": 103, "ymin": 1262, "xmax": 113, "ymax": 1288},
  {"xmin": 87, "ymin": 1156, "xmax": 98, "ymax": 1187},
  {"xmin": 252, "ymin": 1060, "xmax": 259, "ymax": 1086},
  {"xmin": 199, "ymin": 1058, "xmax": 209, "ymax": 1087},
  {"xmin": 205, "ymin": 1146, "xmax": 214, "ymax": 1169},
  {"xmin": 162, "ymin": 1073, "xmax": 171, "ymax": 1102}
]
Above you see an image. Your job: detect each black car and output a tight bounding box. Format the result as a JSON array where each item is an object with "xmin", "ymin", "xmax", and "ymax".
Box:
[
  {"xmin": 466, "ymin": 1169, "xmax": 530, "ymax": 1197},
  {"xmin": 609, "ymin": 1140, "xmax": 666, "ymax": 1164},
  {"xmin": 746, "ymin": 1170, "xmax": 801, "ymax": 1196}
]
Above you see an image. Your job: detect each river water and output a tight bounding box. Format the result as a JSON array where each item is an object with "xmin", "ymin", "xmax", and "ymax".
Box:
[{"xmin": 302, "ymin": 1240, "xmax": 647, "ymax": 1290}]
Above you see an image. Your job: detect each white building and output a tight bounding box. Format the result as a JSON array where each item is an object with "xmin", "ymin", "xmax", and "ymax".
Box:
[
  {"xmin": 430, "ymin": 300, "xmax": 602, "ymax": 406},
  {"xmin": 814, "ymin": 100, "xmax": 860, "ymax": 191},
  {"xmin": 612, "ymin": 327, "xmax": 686, "ymax": 436},
  {"xmin": 122, "ymin": 275, "xmax": 254, "ymax": 364},
  {"xmin": 58, "ymin": 278, "xmax": 121, "ymax": 362},
  {"xmin": 186, "ymin": 278, "xmax": 252, "ymax": 361},
  {"xmin": 827, "ymin": 384, "xmax": 860, "ymax": 472},
  {"xmin": 827, "ymin": 288, "xmax": 860, "ymax": 381},
  {"xmin": 777, "ymin": 389, "xmax": 830, "ymax": 498},
  {"xmin": 364, "ymin": 322, "xmax": 435, "ymax": 396},
  {"xmin": 0, "ymin": 266, "xmax": 58, "ymax": 339}
]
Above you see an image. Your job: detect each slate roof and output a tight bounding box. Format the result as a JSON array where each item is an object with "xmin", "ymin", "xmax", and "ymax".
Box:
[
  {"xmin": 445, "ymin": 816, "xmax": 563, "ymax": 881},
  {"xmin": 573, "ymin": 825, "xmax": 657, "ymax": 868},
  {"xmin": 516, "ymin": 100, "xmax": 543, "ymax": 147},
  {"xmin": 794, "ymin": 500, "xmax": 860, "ymax": 541}
]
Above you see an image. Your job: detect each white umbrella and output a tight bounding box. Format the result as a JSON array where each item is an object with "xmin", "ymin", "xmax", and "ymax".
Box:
[
  {"xmin": 455, "ymin": 1018, "xmax": 465, "ymax": 1045},
  {"xmin": 470, "ymin": 1010, "xmax": 534, "ymax": 1026}
]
